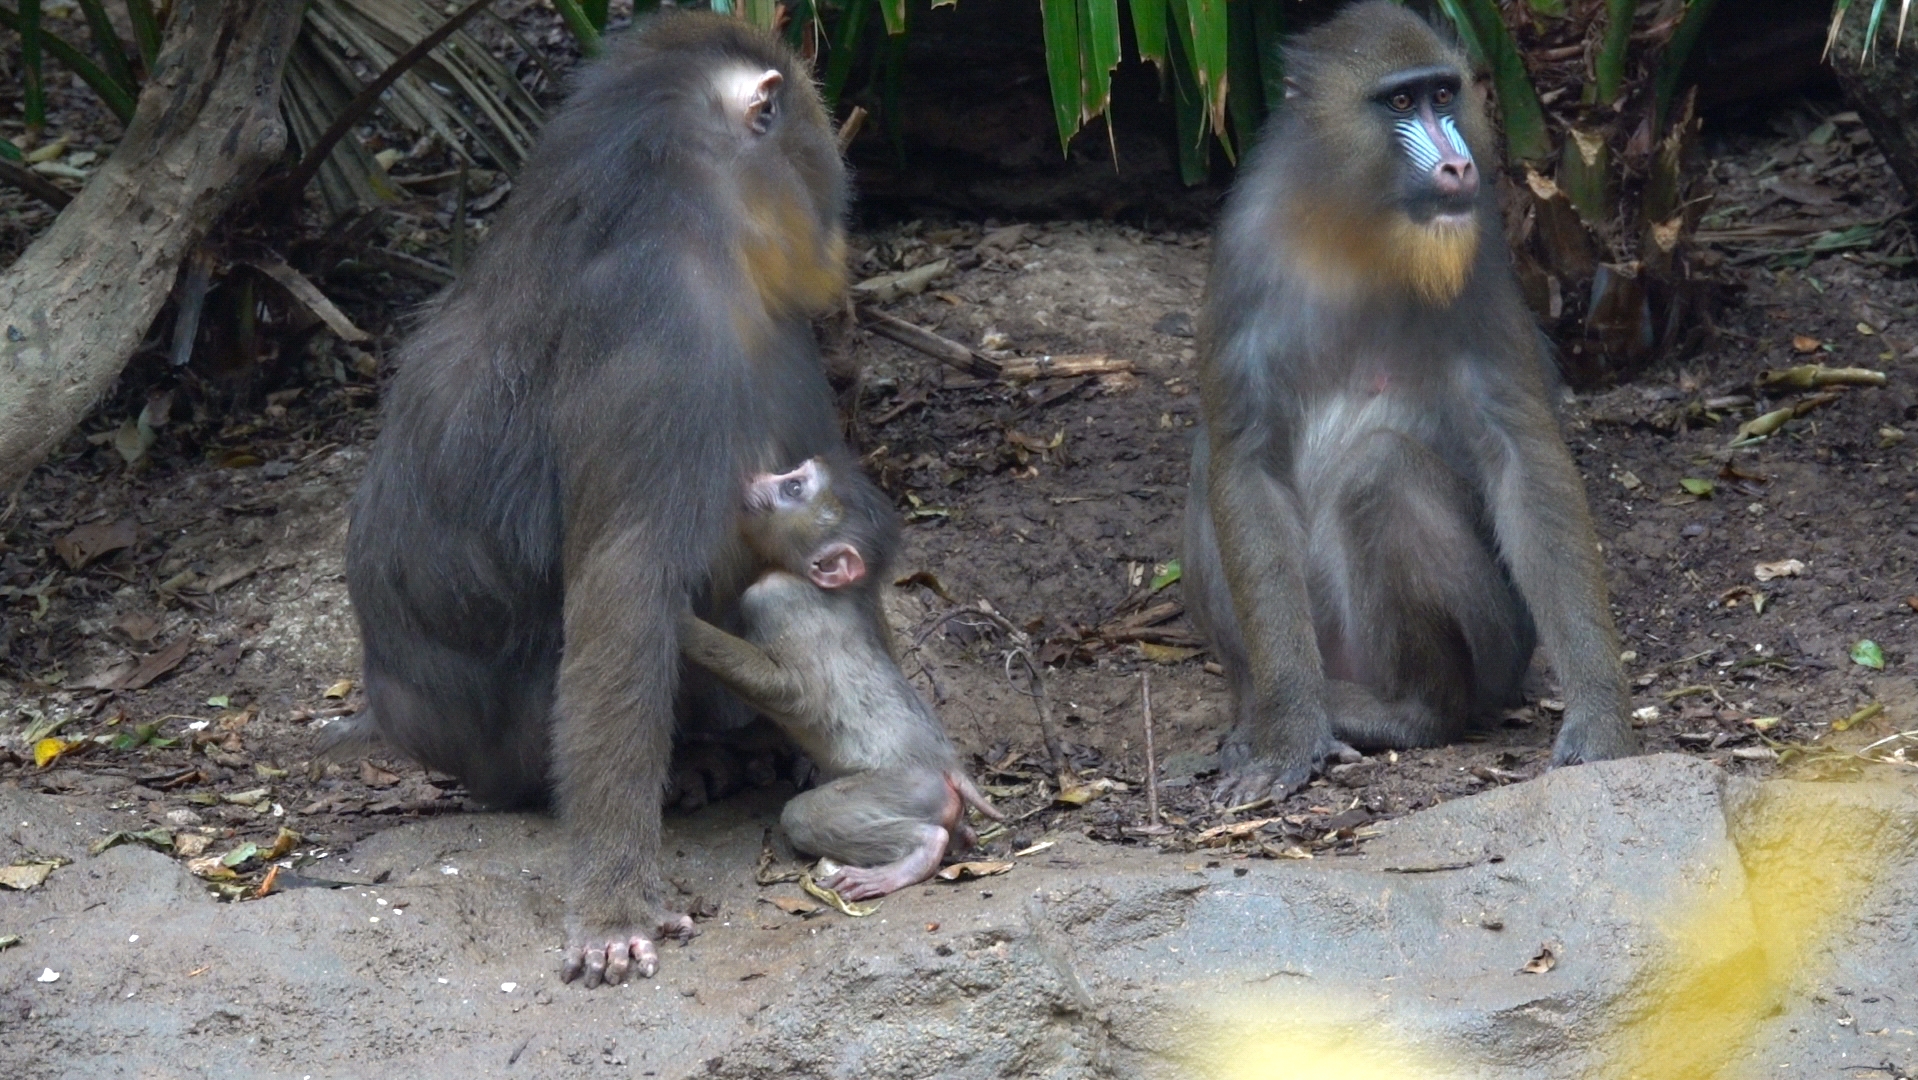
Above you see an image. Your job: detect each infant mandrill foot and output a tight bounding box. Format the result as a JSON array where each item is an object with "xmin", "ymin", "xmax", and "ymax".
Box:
[{"xmin": 818, "ymin": 824, "xmax": 949, "ymax": 901}]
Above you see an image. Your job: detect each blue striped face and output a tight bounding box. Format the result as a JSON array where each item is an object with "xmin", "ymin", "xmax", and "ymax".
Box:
[
  {"xmin": 1393, "ymin": 116, "xmax": 1445, "ymax": 173},
  {"xmin": 1374, "ymin": 70, "xmax": 1474, "ymax": 181},
  {"xmin": 1389, "ymin": 110, "xmax": 1473, "ymax": 173}
]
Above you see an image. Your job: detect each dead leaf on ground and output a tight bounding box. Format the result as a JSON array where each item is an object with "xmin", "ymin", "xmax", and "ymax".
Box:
[
  {"xmin": 77, "ymin": 636, "xmax": 194, "ymax": 693},
  {"xmin": 187, "ymin": 855, "xmax": 238, "ymax": 881},
  {"xmin": 1754, "ymin": 558, "xmax": 1806, "ymax": 582},
  {"xmin": 264, "ymin": 827, "xmax": 301, "ymax": 861},
  {"xmin": 800, "ymin": 871, "xmax": 878, "ymax": 916},
  {"xmin": 53, "ymin": 519, "xmax": 136, "ymax": 570},
  {"xmin": 1195, "ymin": 816, "xmax": 1284, "ymax": 847},
  {"xmin": 324, "ymin": 679, "xmax": 354, "ymax": 699},
  {"xmin": 935, "ymin": 861, "xmax": 1013, "ymax": 881},
  {"xmin": 976, "ymin": 224, "xmax": 1028, "ymax": 251},
  {"xmin": 360, "ymin": 761, "xmax": 401, "ymax": 788},
  {"xmin": 1521, "ymin": 944, "xmax": 1559, "ymax": 974},
  {"xmin": 759, "ymin": 895, "xmax": 821, "ymax": 916},
  {"xmin": 1139, "ymin": 642, "xmax": 1202, "ymax": 664},
  {"xmin": 114, "ymin": 614, "xmax": 164, "ymax": 644},
  {"xmin": 1054, "ymin": 776, "xmax": 1124, "ymax": 807},
  {"xmin": 0, "ymin": 861, "xmax": 61, "ymax": 891},
  {"xmin": 90, "ymin": 829, "xmax": 174, "ymax": 856},
  {"xmin": 33, "ymin": 737, "xmax": 77, "ymax": 768},
  {"xmin": 851, "ymin": 259, "xmax": 950, "ymax": 303}
]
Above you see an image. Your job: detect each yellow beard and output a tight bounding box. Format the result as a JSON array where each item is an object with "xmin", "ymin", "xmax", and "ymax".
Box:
[
  {"xmin": 1288, "ymin": 197, "xmax": 1480, "ymax": 306},
  {"xmin": 736, "ymin": 196, "xmax": 848, "ymax": 320}
]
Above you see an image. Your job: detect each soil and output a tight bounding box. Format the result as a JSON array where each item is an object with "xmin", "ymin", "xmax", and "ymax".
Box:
[{"xmin": 2, "ymin": 27, "xmax": 1916, "ymax": 1048}]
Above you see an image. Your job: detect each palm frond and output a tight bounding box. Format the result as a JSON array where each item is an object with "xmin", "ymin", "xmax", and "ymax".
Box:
[{"xmin": 284, "ymin": 0, "xmax": 544, "ymax": 217}]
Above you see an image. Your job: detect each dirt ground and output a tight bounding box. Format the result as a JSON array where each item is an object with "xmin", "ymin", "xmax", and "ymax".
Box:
[{"xmin": 2, "ymin": 66, "xmax": 1916, "ymax": 975}]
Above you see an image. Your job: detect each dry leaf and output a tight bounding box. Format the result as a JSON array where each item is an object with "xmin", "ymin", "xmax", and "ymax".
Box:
[
  {"xmin": 53, "ymin": 519, "xmax": 136, "ymax": 570},
  {"xmin": 759, "ymin": 895, "xmax": 821, "ymax": 916},
  {"xmin": 33, "ymin": 738, "xmax": 73, "ymax": 768},
  {"xmin": 324, "ymin": 679, "xmax": 354, "ymax": 699},
  {"xmin": 800, "ymin": 872, "xmax": 878, "ymax": 916},
  {"xmin": 360, "ymin": 761, "xmax": 401, "ymax": 788},
  {"xmin": 851, "ymin": 259, "xmax": 950, "ymax": 303},
  {"xmin": 187, "ymin": 856, "xmax": 238, "ymax": 881},
  {"xmin": 1139, "ymin": 642, "xmax": 1202, "ymax": 664},
  {"xmin": 1791, "ymin": 334, "xmax": 1821, "ymax": 354},
  {"xmin": 0, "ymin": 862, "xmax": 56, "ymax": 891},
  {"xmin": 1195, "ymin": 816, "xmax": 1284, "ymax": 847},
  {"xmin": 264, "ymin": 827, "xmax": 301, "ymax": 861},
  {"xmin": 935, "ymin": 861, "xmax": 1013, "ymax": 881},
  {"xmin": 1521, "ymin": 944, "xmax": 1559, "ymax": 974},
  {"xmin": 1753, "ymin": 559, "xmax": 1806, "ymax": 582}
]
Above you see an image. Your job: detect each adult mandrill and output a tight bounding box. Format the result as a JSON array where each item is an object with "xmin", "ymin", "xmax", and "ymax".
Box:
[
  {"xmin": 339, "ymin": 13, "xmax": 852, "ymax": 988},
  {"xmin": 1183, "ymin": 1, "xmax": 1637, "ymax": 802}
]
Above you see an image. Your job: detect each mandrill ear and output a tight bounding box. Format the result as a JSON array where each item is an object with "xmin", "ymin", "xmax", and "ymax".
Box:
[
  {"xmin": 808, "ymin": 542, "xmax": 866, "ymax": 590},
  {"xmin": 740, "ymin": 69, "xmax": 783, "ymax": 135}
]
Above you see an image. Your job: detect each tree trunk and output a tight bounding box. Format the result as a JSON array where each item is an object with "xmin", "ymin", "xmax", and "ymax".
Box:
[
  {"xmin": 1828, "ymin": 13, "xmax": 1918, "ymax": 202},
  {"xmin": 0, "ymin": 0, "xmax": 304, "ymax": 488}
]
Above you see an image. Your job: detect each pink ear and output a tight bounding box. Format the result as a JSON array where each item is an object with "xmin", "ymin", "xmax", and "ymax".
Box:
[
  {"xmin": 808, "ymin": 542, "xmax": 866, "ymax": 589},
  {"xmin": 744, "ymin": 69, "xmax": 783, "ymax": 134}
]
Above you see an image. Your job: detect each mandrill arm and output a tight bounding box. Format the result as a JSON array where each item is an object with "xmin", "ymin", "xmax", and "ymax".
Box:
[
  {"xmin": 676, "ymin": 610, "xmax": 808, "ymax": 721},
  {"xmin": 1479, "ymin": 368, "xmax": 1636, "ymax": 766},
  {"xmin": 1203, "ymin": 420, "xmax": 1340, "ymax": 794}
]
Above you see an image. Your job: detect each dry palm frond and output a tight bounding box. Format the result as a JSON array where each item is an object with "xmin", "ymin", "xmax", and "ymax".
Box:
[{"xmin": 283, "ymin": 0, "xmax": 544, "ymax": 217}]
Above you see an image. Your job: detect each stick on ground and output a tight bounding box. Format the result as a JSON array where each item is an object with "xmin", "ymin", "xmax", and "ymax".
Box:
[{"xmin": 1142, "ymin": 672, "xmax": 1159, "ymax": 827}]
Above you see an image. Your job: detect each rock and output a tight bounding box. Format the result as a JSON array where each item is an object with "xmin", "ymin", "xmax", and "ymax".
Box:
[{"xmin": 1, "ymin": 755, "xmax": 1912, "ymax": 1079}]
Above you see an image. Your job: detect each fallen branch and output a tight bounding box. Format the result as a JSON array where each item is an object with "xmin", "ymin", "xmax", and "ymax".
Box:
[
  {"xmin": 0, "ymin": 1, "xmax": 305, "ymax": 488},
  {"xmin": 0, "ymin": 158, "xmax": 72, "ymax": 209},
  {"xmin": 998, "ymin": 353, "xmax": 1134, "ymax": 381},
  {"xmin": 858, "ymin": 306, "xmax": 1001, "ymax": 379}
]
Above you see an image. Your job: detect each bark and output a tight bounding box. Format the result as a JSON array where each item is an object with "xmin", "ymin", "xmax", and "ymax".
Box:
[
  {"xmin": 1829, "ymin": 13, "xmax": 1918, "ymax": 202},
  {"xmin": 0, "ymin": 0, "xmax": 304, "ymax": 488}
]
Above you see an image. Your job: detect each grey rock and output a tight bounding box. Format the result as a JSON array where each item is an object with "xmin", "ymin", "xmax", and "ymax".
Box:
[{"xmin": 1, "ymin": 753, "xmax": 1911, "ymax": 1080}]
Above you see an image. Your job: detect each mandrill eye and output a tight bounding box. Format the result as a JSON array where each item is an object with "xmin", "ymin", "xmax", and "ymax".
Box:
[
  {"xmin": 1389, "ymin": 92, "xmax": 1414, "ymax": 112},
  {"xmin": 1433, "ymin": 87, "xmax": 1453, "ymax": 107},
  {"xmin": 780, "ymin": 478, "xmax": 804, "ymax": 500}
]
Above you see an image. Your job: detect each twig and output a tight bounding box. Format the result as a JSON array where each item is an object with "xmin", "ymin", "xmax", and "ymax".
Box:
[
  {"xmin": 1142, "ymin": 672, "xmax": 1159, "ymax": 827},
  {"xmin": 1007, "ymin": 649, "xmax": 1070, "ymax": 784},
  {"xmin": 836, "ymin": 106, "xmax": 868, "ymax": 153},
  {"xmin": 277, "ymin": 0, "xmax": 495, "ymax": 200},
  {"xmin": 243, "ymin": 250, "xmax": 371, "ymax": 342},
  {"xmin": 908, "ymin": 606, "xmax": 1007, "ymax": 654},
  {"xmin": 858, "ymin": 306, "xmax": 1002, "ymax": 379},
  {"xmin": 0, "ymin": 158, "xmax": 72, "ymax": 209},
  {"xmin": 357, "ymin": 246, "xmax": 456, "ymax": 286},
  {"xmin": 997, "ymin": 354, "xmax": 1133, "ymax": 381}
]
